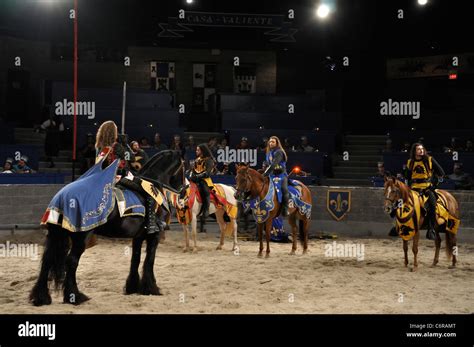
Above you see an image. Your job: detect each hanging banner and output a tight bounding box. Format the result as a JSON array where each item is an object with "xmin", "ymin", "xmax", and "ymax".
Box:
[{"xmin": 159, "ymin": 11, "xmax": 298, "ymax": 42}]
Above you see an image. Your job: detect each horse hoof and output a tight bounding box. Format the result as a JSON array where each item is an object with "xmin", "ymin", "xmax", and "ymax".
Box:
[
  {"xmin": 29, "ymin": 285, "xmax": 52, "ymax": 306},
  {"xmin": 216, "ymin": 246, "xmax": 223, "ymax": 251},
  {"xmin": 410, "ymin": 267, "xmax": 418, "ymax": 273},
  {"xmin": 139, "ymin": 285, "xmax": 162, "ymax": 296},
  {"xmin": 448, "ymin": 265, "xmax": 456, "ymax": 269},
  {"xmin": 303, "ymin": 249, "xmax": 308, "ymax": 255},
  {"xmin": 192, "ymin": 248, "xmax": 198, "ymax": 253},
  {"xmin": 124, "ymin": 276, "xmax": 140, "ymax": 295},
  {"xmin": 265, "ymin": 253, "xmax": 270, "ymax": 259},
  {"xmin": 183, "ymin": 248, "xmax": 189, "ymax": 253},
  {"xmin": 289, "ymin": 251, "xmax": 296, "ymax": 256},
  {"xmin": 431, "ymin": 262, "xmax": 438, "ymax": 267},
  {"xmin": 258, "ymin": 252, "xmax": 263, "ymax": 258},
  {"xmin": 64, "ymin": 292, "xmax": 90, "ymax": 305},
  {"xmin": 29, "ymin": 291, "xmax": 52, "ymax": 306}
]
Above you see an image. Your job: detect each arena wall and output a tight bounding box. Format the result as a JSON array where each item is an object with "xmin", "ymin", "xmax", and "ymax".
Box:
[{"xmin": 0, "ymin": 184, "xmax": 473, "ymax": 241}]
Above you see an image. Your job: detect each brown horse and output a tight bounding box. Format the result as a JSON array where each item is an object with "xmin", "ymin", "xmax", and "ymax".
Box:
[
  {"xmin": 235, "ymin": 165, "xmax": 312, "ymax": 257},
  {"xmin": 383, "ymin": 176, "xmax": 459, "ymax": 270}
]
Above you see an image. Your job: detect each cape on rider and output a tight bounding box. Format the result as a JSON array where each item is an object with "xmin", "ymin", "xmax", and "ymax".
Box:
[{"xmin": 95, "ymin": 120, "xmax": 160, "ymax": 234}]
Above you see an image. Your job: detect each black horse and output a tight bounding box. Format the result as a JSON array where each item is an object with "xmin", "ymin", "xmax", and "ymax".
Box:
[{"xmin": 30, "ymin": 150, "xmax": 183, "ymax": 306}]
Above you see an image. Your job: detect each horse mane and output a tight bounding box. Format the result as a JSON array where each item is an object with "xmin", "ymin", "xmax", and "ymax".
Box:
[
  {"xmin": 140, "ymin": 150, "xmax": 169, "ymax": 174},
  {"xmin": 246, "ymin": 167, "xmax": 267, "ymax": 183},
  {"xmin": 139, "ymin": 150, "xmax": 183, "ymax": 191},
  {"xmin": 394, "ymin": 178, "xmax": 411, "ymax": 203}
]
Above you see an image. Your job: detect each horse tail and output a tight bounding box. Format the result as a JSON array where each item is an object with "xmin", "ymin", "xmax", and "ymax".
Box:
[
  {"xmin": 299, "ymin": 219, "xmax": 305, "ymax": 247},
  {"xmin": 445, "ymin": 229, "xmax": 455, "ymax": 260},
  {"xmin": 45, "ymin": 224, "xmax": 70, "ymax": 290}
]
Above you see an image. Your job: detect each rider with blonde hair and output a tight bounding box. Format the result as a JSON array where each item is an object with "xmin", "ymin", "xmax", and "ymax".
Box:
[
  {"xmin": 264, "ymin": 136, "xmax": 290, "ymax": 216},
  {"xmin": 95, "ymin": 120, "xmax": 160, "ymax": 234}
]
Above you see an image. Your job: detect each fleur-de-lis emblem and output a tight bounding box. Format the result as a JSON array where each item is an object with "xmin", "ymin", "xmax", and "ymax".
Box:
[
  {"xmin": 255, "ymin": 205, "xmax": 267, "ymax": 217},
  {"xmin": 329, "ymin": 193, "xmax": 349, "ymax": 212},
  {"xmin": 327, "ymin": 190, "xmax": 351, "ymax": 221}
]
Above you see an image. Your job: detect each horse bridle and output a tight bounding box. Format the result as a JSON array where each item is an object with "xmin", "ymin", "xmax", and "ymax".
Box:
[
  {"xmin": 171, "ymin": 159, "xmax": 184, "ymax": 177},
  {"xmin": 236, "ymin": 170, "xmax": 267, "ymax": 201},
  {"xmin": 384, "ymin": 186, "xmax": 401, "ymax": 213}
]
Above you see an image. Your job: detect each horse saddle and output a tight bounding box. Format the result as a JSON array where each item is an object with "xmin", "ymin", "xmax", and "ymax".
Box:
[
  {"xmin": 114, "ymin": 187, "xmax": 146, "ymax": 218},
  {"xmin": 192, "ymin": 182, "xmax": 227, "ymax": 207},
  {"xmin": 270, "ymin": 178, "xmax": 312, "ymax": 219}
]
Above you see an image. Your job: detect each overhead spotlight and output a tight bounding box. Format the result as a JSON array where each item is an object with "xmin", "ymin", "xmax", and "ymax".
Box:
[
  {"xmin": 316, "ymin": 4, "xmax": 330, "ymax": 19},
  {"xmin": 186, "ymin": 0, "xmax": 194, "ymax": 4},
  {"xmin": 417, "ymin": 0, "xmax": 428, "ymax": 5}
]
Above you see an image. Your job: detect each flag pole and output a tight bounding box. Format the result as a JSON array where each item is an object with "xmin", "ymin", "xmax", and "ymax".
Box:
[
  {"xmin": 72, "ymin": 0, "xmax": 78, "ymax": 181},
  {"xmin": 121, "ymin": 81, "xmax": 127, "ymax": 134}
]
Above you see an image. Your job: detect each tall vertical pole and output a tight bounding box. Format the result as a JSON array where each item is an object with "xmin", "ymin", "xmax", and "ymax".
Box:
[
  {"xmin": 72, "ymin": 0, "xmax": 78, "ymax": 181},
  {"xmin": 121, "ymin": 81, "xmax": 127, "ymax": 134}
]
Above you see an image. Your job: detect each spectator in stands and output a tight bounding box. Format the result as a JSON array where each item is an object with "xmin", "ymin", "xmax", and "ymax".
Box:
[
  {"xmin": 130, "ymin": 141, "xmax": 149, "ymax": 172},
  {"xmin": 236, "ymin": 137, "xmax": 250, "ymax": 150},
  {"xmin": 208, "ymin": 137, "xmax": 219, "ymax": 154},
  {"xmin": 1, "ymin": 158, "xmax": 14, "ymax": 174},
  {"xmin": 40, "ymin": 113, "xmax": 64, "ymax": 168},
  {"xmin": 153, "ymin": 133, "xmax": 168, "ymax": 151},
  {"xmin": 448, "ymin": 162, "xmax": 473, "ymax": 190},
  {"xmin": 401, "ymin": 142, "xmax": 411, "ymax": 152},
  {"xmin": 170, "ymin": 134, "xmax": 185, "ymax": 157},
  {"xmin": 382, "ymin": 139, "xmax": 393, "ymax": 153},
  {"xmin": 444, "ymin": 137, "xmax": 463, "ymax": 153},
  {"xmin": 258, "ymin": 137, "xmax": 268, "ymax": 152},
  {"xmin": 374, "ymin": 162, "xmax": 386, "ymax": 177},
  {"xmin": 13, "ymin": 156, "xmax": 33, "ymax": 173},
  {"xmin": 185, "ymin": 135, "xmax": 196, "ymax": 151},
  {"xmin": 217, "ymin": 137, "xmax": 228, "ymax": 150},
  {"xmin": 283, "ymin": 138, "xmax": 293, "ymax": 152},
  {"xmin": 139, "ymin": 137, "xmax": 152, "ymax": 149},
  {"xmin": 216, "ymin": 162, "xmax": 230, "ymax": 175},
  {"xmin": 464, "ymin": 139, "xmax": 473, "ymax": 152},
  {"xmin": 297, "ymin": 136, "xmax": 314, "ymax": 152},
  {"xmin": 80, "ymin": 133, "xmax": 96, "ymax": 173}
]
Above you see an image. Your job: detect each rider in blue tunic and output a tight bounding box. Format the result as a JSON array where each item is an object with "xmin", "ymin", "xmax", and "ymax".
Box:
[{"xmin": 263, "ymin": 136, "xmax": 289, "ymax": 217}]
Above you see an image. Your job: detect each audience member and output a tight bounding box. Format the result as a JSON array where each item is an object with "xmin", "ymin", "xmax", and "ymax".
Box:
[
  {"xmin": 448, "ymin": 162, "xmax": 473, "ymax": 190},
  {"xmin": 1, "ymin": 158, "xmax": 14, "ymax": 174},
  {"xmin": 13, "ymin": 156, "xmax": 34, "ymax": 173},
  {"xmin": 139, "ymin": 137, "xmax": 152, "ymax": 149},
  {"xmin": 297, "ymin": 136, "xmax": 314, "ymax": 152},
  {"xmin": 153, "ymin": 133, "xmax": 168, "ymax": 151}
]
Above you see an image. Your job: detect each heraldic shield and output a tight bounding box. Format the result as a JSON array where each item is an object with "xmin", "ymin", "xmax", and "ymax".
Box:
[{"xmin": 327, "ymin": 190, "xmax": 351, "ymax": 221}]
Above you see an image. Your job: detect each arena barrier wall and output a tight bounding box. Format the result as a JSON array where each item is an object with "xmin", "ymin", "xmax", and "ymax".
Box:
[{"xmin": 1, "ymin": 185, "xmax": 473, "ymax": 242}]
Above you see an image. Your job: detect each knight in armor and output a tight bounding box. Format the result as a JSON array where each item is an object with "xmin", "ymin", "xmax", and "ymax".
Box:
[
  {"xmin": 403, "ymin": 143, "xmax": 445, "ymax": 240},
  {"xmin": 189, "ymin": 144, "xmax": 216, "ymax": 218},
  {"xmin": 263, "ymin": 136, "xmax": 290, "ymax": 217},
  {"xmin": 95, "ymin": 120, "xmax": 160, "ymax": 234}
]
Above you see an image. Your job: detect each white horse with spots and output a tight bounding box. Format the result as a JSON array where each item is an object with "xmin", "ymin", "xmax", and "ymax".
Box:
[{"xmin": 173, "ymin": 179, "xmax": 240, "ymax": 253}]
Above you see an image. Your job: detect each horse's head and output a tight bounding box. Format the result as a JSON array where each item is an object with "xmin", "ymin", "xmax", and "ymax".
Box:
[
  {"xmin": 234, "ymin": 163, "xmax": 252, "ymax": 201},
  {"xmin": 383, "ymin": 174, "xmax": 403, "ymax": 214},
  {"xmin": 176, "ymin": 178, "xmax": 189, "ymax": 209},
  {"xmin": 140, "ymin": 150, "xmax": 184, "ymax": 191}
]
